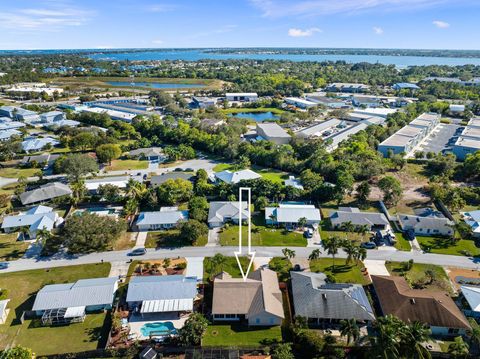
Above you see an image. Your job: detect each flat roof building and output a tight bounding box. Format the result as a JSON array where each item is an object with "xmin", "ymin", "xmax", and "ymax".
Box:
[
  {"xmin": 225, "ymin": 93, "xmax": 258, "ymax": 102},
  {"xmin": 326, "ymin": 83, "xmax": 370, "ymax": 93},
  {"xmin": 453, "ymin": 117, "xmax": 480, "ymax": 161},
  {"xmin": 284, "ymin": 97, "xmax": 318, "ymax": 109},
  {"xmin": 256, "ymin": 123, "xmax": 291, "ymax": 145}
]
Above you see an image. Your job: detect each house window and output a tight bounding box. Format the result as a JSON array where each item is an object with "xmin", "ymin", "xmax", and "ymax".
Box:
[
  {"xmin": 269, "ymin": 318, "xmax": 274, "ymax": 325},
  {"xmin": 255, "ymin": 318, "xmax": 260, "ymax": 324},
  {"xmin": 448, "ymin": 328, "xmax": 460, "ymax": 334},
  {"xmin": 215, "ymin": 314, "xmax": 225, "ymax": 319},
  {"xmin": 226, "ymin": 314, "xmax": 237, "ymax": 319}
]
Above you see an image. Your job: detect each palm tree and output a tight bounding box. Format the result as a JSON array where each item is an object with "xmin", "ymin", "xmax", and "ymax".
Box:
[
  {"xmin": 297, "ymin": 217, "xmax": 307, "ymax": 230},
  {"xmin": 282, "ymin": 248, "xmax": 296, "ymax": 259},
  {"xmin": 321, "ymin": 236, "xmax": 343, "ymax": 271},
  {"xmin": 343, "ymin": 241, "xmax": 357, "ymax": 264},
  {"xmin": 308, "ymin": 248, "xmax": 320, "ymax": 261},
  {"xmin": 125, "ymin": 178, "xmax": 147, "ymax": 202},
  {"xmin": 399, "ymin": 321, "xmax": 432, "ymax": 359},
  {"xmin": 340, "ymin": 318, "xmax": 360, "ymax": 345},
  {"xmin": 354, "ymin": 247, "xmax": 367, "ymax": 264},
  {"xmin": 207, "ymin": 253, "xmax": 227, "ymax": 279},
  {"xmin": 70, "ymin": 179, "xmax": 86, "ymax": 206},
  {"xmin": 468, "ymin": 324, "xmax": 480, "ymax": 353},
  {"xmin": 341, "ymin": 221, "xmax": 354, "ymax": 233},
  {"xmin": 36, "ymin": 228, "xmax": 51, "ymax": 248},
  {"xmin": 448, "ymin": 336, "xmax": 469, "ymax": 358},
  {"xmin": 369, "ymin": 315, "xmax": 403, "ymax": 359}
]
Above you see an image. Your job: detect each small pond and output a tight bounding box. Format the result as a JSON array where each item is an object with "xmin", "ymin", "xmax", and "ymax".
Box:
[{"xmin": 228, "ymin": 111, "xmax": 279, "ymax": 122}]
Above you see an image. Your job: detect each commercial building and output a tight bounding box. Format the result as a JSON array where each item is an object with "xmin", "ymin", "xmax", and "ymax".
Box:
[
  {"xmin": 225, "ymin": 93, "xmax": 258, "ymax": 102},
  {"xmin": 191, "ymin": 96, "xmax": 217, "ymax": 109},
  {"xmin": 378, "ymin": 113, "xmax": 440, "ymax": 157},
  {"xmin": 392, "ymin": 83, "xmax": 420, "ymax": 91},
  {"xmin": 256, "ymin": 123, "xmax": 291, "ymax": 145},
  {"xmin": 135, "ymin": 207, "xmax": 189, "ymax": 231},
  {"xmin": 453, "ymin": 118, "xmax": 480, "ymax": 161},
  {"xmin": 348, "ymin": 108, "xmax": 396, "ymax": 120},
  {"xmin": 305, "ymin": 94, "xmax": 347, "ymax": 109},
  {"xmin": 284, "ymin": 97, "xmax": 318, "ymax": 109},
  {"xmin": 291, "ymin": 271, "xmax": 375, "ymax": 325},
  {"xmin": 212, "ymin": 268, "xmax": 284, "ymax": 326},
  {"xmin": 295, "ymin": 119, "xmax": 342, "ymax": 139},
  {"xmin": 83, "ymin": 107, "xmax": 136, "ymax": 122},
  {"xmin": 326, "ymin": 83, "xmax": 370, "ymax": 93}
]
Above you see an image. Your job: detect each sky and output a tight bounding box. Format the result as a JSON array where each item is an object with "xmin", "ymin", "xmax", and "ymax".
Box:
[{"xmin": 0, "ymin": 0, "xmax": 479, "ymax": 50}]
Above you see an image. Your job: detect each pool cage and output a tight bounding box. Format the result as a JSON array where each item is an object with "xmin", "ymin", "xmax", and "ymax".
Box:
[{"xmin": 41, "ymin": 306, "xmax": 86, "ymax": 326}]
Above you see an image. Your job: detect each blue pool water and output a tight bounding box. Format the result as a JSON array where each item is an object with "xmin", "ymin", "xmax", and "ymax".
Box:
[
  {"xmin": 105, "ymin": 81, "xmax": 204, "ymax": 89},
  {"xmin": 140, "ymin": 321, "xmax": 178, "ymax": 337},
  {"xmin": 86, "ymin": 207, "xmax": 115, "ymax": 214},
  {"xmin": 228, "ymin": 111, "xmax": 279, "ymax": 122}
]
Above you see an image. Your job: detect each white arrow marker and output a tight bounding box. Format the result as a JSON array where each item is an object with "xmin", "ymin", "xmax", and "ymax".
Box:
[{"xmin": 235, "ymin": 187, "xmax": 256, "ymax": 282}]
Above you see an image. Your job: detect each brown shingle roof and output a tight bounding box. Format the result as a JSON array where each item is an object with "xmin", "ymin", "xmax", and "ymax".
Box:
[
  {"xmin": 212, "ymin": 268, "xmax": 284, "ymax": 319},
  {"xmin": 371, "ymin": 275, "xmax": 470, "ymax": 330}
]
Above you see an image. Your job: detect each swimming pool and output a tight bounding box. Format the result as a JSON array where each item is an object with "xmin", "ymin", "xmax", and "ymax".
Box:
[{"xmin": 140, "ymin": 321, "xmax": 177, "ymax": 337}]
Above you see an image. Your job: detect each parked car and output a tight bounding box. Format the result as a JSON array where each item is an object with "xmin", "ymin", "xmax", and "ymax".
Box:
[
  {"xmin": 361, "ymin": 242, "xmax": 377, "ymax": 249},
  {"xmin": 129, "ymin": 247, "xmax": 147, "ymax": 256},
  {"xmin": 303, "ymin": 228, "xmax": 314, "ymax": 238},
  {"xmin": 0, "ymin": 262, "xmax": 9, "ymax": 270}
]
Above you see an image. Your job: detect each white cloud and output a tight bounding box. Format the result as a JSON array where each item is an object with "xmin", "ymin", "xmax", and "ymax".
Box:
[
  {"xmin": 288, "ymin": 27, "xmax": 321, "ymax": 37},
  {"xmin": 147, "ymin": 4, "xmax": 177, "ymax": 13},
  {"xmin": 0, "ymin": 4, "xmax": 94, "ymax": 31},
  {"xmin": 433, "ymin": 20, "xmax": 450, "ymax": 28},
  {"xmin": 250, "ymin": 0, "xmax": 448, "ymax": 18},
  {"xmin": 373, "ymin": 26, "xmax": 384, "ymax": 34}
]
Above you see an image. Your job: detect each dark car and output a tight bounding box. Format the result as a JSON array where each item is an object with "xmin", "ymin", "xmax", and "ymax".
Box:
[
  {"xmin": 405, "ymin": 229, "xmax": 416, "ymax": 241},
  {"xmin": 0, "ymin": 262, "xmax": 9, "ymax": 270},
  {"xmin": 129, "ymin": 247, "xmax": 147, "ymax": 256},
  {"xmin": 303, "ymin": 228, "xmax": 314, "ymax": 238},
  {"xmin": 361, "ymin": 242, "xmax": 377, "ymax": 249}
]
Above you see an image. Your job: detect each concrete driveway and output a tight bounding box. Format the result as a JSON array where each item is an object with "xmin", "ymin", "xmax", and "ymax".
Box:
[{"xmin": 364, "ymin": 259, "xmax": 390, "ymax": 276}]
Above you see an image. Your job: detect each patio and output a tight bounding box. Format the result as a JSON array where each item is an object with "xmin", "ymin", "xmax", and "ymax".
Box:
[{"xmin": 128, "ymin": 312, "xmax": 190, "ymax": 340}]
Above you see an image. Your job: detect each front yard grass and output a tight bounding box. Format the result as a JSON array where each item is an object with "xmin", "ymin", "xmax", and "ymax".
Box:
[
  {"xmin": 203, "ymin": 324, "xmax": 282, "ymax": 347},
  {"xmin": 309, "ymin": 258, "xmax": 370, "ymax": 285},
  {"xmin": 385, "ymin": 261, "xmax": 453, "ymax": 294},
  {"xmin": 145, "ymin": 229, "xmax": 207, "ymax": 248},
  {"xmin": 320, "ymin": 229, "xmax": 371, "ymax": 243},
  {"xmin": 219, "ymin": 224, "xmax": 306, "ymax": 247},
  {"xmin": 0, "ymin": 263, "xmax": 111, "ymax": 355},
  {"xmin": 394, "ymin": 232, "xmax": 412, "ymax": 251},
  {"xmin": 203, "ymin": 256, "xmax": 250, "ymax": 281},
  {"xmin": 104, "ymin": 159, "xmax": 148, "ymax": 171},
  {"xmin": 416, "ymin": 236, "xmax": 480, "ymax": 256},
  {"xmin": 0, "ymin": 233, "xmax": 29, "ymax": 261},
  {"xmin": 0, "ymin": 167, "xmax": 39, "ymax": 178}
]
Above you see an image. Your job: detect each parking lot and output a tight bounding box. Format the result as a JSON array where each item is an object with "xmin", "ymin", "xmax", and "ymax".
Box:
[{"xmin": 416, "ymin": 123, "xmax": 461, "ymax": 155}]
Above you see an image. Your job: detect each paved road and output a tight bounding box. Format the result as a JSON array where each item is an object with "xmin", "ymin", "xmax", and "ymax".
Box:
[{"xmin": 2, "ymin": 245, "xmax": 480, "ymax": 274}]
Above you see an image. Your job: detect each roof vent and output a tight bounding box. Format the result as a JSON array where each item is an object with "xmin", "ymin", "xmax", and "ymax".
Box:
[
  {"xmin": 410, "ymin": 298, "xmax": 416, "ymax": 304},
  {"xmin": 322, "ymin": 293, "xmax": 327, "ymax": 300}
]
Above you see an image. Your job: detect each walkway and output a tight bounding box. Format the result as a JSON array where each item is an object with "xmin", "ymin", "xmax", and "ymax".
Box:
[
  {"xmin": 185, "ymin": 257, "xmax": 204, "ymax": 281},
  {"xmin": 206, "ymin": 228, "xmax": 220, "ymax": 247},
  {"xmin": 109, "ymin": 261, "xmax": 130, "ymax": 280},
  {"xmin": 253, "ymin": 256, "xmax": 272, "ymax": 270},
  {"xmin": 364, "ymin": 260, "xmax": 390, "ymax": 276},
  {"xmin": 134, "ymin": 231, "xmax": 147, "ymax": 248}
]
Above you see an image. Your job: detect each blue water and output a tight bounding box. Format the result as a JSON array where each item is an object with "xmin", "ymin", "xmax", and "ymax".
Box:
[
  {"xmin": 105, "ymin": 81, "xmax": 204, "ymax": 89},
  {"xmin": 228, "ymin": 111, "xmax": 279, "ymax": 122},
  {"xmin": 89, "ymin": 50, "xmax": 480, "ymax": 67},
  {"xmin": 140, "ymin": 321, "xmax": 177, "ymax": 337}
]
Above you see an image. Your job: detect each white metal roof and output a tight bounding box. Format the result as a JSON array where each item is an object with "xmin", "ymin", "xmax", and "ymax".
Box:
[
  {"xmin": 461, "ymin": 286, "xmax": 480, "ymax": 312},
  {"xmin": 140, "ymin": 298, "xmax": 193, "ymax": 313},
  {"xmin": 64, "ymin": 306, "xmax": 86, "ymax": 318}
]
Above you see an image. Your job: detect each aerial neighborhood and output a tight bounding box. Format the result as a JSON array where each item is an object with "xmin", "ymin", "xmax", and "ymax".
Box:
[{"xmin": 0, "ymin": 46, "xmax": 480, "ymax": 359}]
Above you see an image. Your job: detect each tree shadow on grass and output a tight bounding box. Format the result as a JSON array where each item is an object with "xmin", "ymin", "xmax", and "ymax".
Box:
[{"xmin": 324, "ymin": 264, "xmax": 354, "ymax": 274}]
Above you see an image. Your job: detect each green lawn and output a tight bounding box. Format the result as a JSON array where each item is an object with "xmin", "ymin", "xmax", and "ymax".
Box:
[
  {"xmin": 145, "ymin": 229, "xmax": 207, "ymax": 248},
  {"xmin": 0, "ymin": 263, "xmax": 111, "ymax": 355},
  {"xmin": 416, "ymin": 236, "xmax": 480, "ymax": 257},
  {"xmin": 222, "ymin": 107, "xmax": 285, "ymax": 115},
  {"xmin": 203, "ymin": 324, "xmax": 282, "ymax": 347},
  {"xmin": 0, "ymin": 233, "xmax": 29, "ymax": 261},
  {"xmin": 385, "ymin": 262, "xmax": 452, "ymax": 294},
  {"xmin": 104, "ymin": 159, "xmax": 148, "ymax": 171},
  {"xmin": 203, "ymin": 256, "xmax": 250, "ymax": 281},
  {"xmin": 212, "ymin": 164, "xmax": 291, "ymax": 184},
  {"xmin": 268, "ymin": 257, "xmax": 292, "ymax": 282},
  {"xmin": 0, "ymin": 167, "xmax": 39, "ymax": 178},
  {"xmin": 219, "ymin": 224, "xmax": 306, "ymax": 247},
  {"xmin": 320, "ymin": 228, "xmax": 371, "ymax": 243},
  {"xmin": 309, "ymin": 258, "xmax": 370, "ymax": 285},
  {"xmin": 213, "ymin": 163, "xmax": 234, "ymax": 172},
  {"xmin": 394, "ymin": 232, "xmax": 412, "ymax": 251}
]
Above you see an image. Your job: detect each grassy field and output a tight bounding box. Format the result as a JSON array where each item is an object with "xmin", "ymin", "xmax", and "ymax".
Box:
[
  {"xmin": 0, "ymin": 167, "xmax": 39, "ymax": 178},
  {"xmin": 145, "ymin": 229, "xmax": 207, "ymax": 248},
  {"xmin": 212, "ymin": 164, "xmax": 291, "ymax": 184},
  {"xmin": 0, "ymin": 183, "xmax": 20, "ymax": 196},
  {"xmin": 112, "ymin": 232, "xmax": 136, "ymax": 250},
  {"xmin": 0, "ymin": 233, "xmax": 29, "ymax": 261},
  {"xmin": 203, "ymin": 324, "xmax": 282, "ymax": 347},
  {"xmin": 385, "ymin": 261, "xmax": 452, "ymax": 294},
  {"xmin": 320, "ymin": 229, "xmax": 371, "ymax": 243},
  {"xmin": 416, "ymin": 236, "xmax": 480, "ymax": 256},
  {"xmin": 394, "ymin": 232, "xmax": 412, "ymax": 251},
  {"xmin": 219, "ymin": 224, "xmax": 307, "ymax": 247},
  {"xmin": 0, "ymin": 263, "xmax": 111, "ymax": 355},
  {"xmin": 222, "ymin": 107, "xmax": 286, "ymax": 115},
  {"xmin": 203, "ymin": 256, "xmax": 250, "ymax": 281},
  {"xmin": 104, "ymin": 159, "xmax": 148, "ymax": 171},
  {"xmin": 309, "ymin": 258, "xmax": 370, "ymax": 285}
]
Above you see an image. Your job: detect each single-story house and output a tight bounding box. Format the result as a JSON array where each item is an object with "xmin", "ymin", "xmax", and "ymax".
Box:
[
  {"xmin": 85, "ymin": 175, "xmax": 143, "ymax": 193},
  {"xmin": 22, "ymin": 137, "xmax": 59, "ymax": 152},
  {"xmin": 460, "ymin": 285, "xmax": 480, "ymax": 318},
  {"xmin": 256, "ymin": 123, "xmax": 291, "ymax": 145},
  {"xmin": 126, "ymin": 275, "xmax": 198, "ymax": 315},
  {"xmin": 40, "ymin": 111, "xmax": 65, "ymax": 123},
  {"xmin": 284, "ymin": 176, "xmax": 304, "ymax": 190},
  {"xmin": 20, "ymin": 182, "xmax": 72, "ymax": 206},
  {"xmin": 208, "ymin": 201, "xmax": 249, "ymax": 228},
  {"xmin": 129, "ymin": 147, "xmax": 166, "ymax": 162},
  {"xmin": 291, "ymin": 271, "xmax": 375, "ymax": 325},
  {"xmin": 0, "ymin": 299, "xmax": 10, "ymax": 324},
  {"xmin": 21, "ymin": 153, "xmax": 60, "ymax": 168},
  {"xmin": 461, "ymin": 210, "xmax": 480, "ymax": 238},
  {"xmin": 150, "ymin": 172, "xmax": 195, "ymax": 187},
  {"xmin": 0, "ymin": 129, "xmax": 22, "ymax": 141},
  {"xmin": 135, "ymin": 207, "xmax": 189, "ymax": 231},
  {"xmin": 397, "ymin": 214, "xmax": 454, "ymax": 237},
  {"xmin": 372, "ymin": 275, "xmax": 471, "ymax": 336},
  {"xmin": 212, "ymin": 268, "xmax": 284, "ymax": 326},
  {"xmin": 32, "ymin": 277, "xmax": 118, "ymax": 325},
  {"xmin": 265, "ymin": 203, "xmax": 321, "ymax": 228},
  {"xmin": 0, "ymin": 117, "xmax": 26, "ymax": 130},
  {"xmin": 329, "ymin": 207, "xmax": 390, "ymax": 231},
  {"xmin": 214, "ymin": 169, "xmax": 261, "ymax": 184},
  {"xmin": 2, "ymin": 205, "xmax": 62, "ymax": 240}
]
